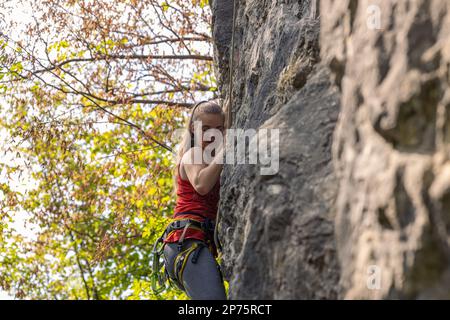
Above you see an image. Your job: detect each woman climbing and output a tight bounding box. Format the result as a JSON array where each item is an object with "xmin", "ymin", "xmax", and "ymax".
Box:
[{"xmin": 155, "ymin": 99, "xmax": 227, "ymax": 300}]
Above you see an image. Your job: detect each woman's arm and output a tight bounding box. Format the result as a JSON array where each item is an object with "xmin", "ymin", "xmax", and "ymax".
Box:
[{"xmin": 182, "ymin": 145, "xmax": 224, "ymax": 196}]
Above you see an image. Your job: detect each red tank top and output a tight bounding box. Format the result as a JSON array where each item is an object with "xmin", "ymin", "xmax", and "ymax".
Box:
[{"xmin": 163, "ymin": 164, "xmax": 220, "ymax": 256}]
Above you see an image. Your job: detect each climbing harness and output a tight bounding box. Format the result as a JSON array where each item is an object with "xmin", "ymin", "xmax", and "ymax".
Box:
[
  {"xmin": 151, "ymin": 212, "xmax": 217, "ymax": 293},
  {"xmin": 214, "ymin": 0, "xmax": 239, "ymax": 259},
  {"xmin": 172, "ymin": 241, "xmax": 208, "ymax": 291}
]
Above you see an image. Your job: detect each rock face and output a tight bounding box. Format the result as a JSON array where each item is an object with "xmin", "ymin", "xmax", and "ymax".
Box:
[
  {"xmin": 211, "ymin": 0, "xmax": 341, "ymax": 299},
  {"xmin": 321, "ymin": 0, "xmax": 450, "ymax": 299},
  {"xmin": 212, "ymin": 0, "xmax": 450, "ymax": 300}
]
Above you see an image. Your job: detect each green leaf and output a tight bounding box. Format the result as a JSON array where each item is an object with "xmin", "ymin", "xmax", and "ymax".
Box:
[{"xmin": 161, "ymin": 1, "xmax": 169, "ymax": 12}]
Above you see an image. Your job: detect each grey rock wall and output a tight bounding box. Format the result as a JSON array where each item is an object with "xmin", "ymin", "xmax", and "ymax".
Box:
[
  {"xmin": 211, "ymin": 0, "xmax": 450, "ymax": 300},
  {"xmin": 211, "ymin": 0, "xmax": 341, "ymax": 299},
  {"xmin": 321, "ymin": 0, "xmax": 450, "ymax": 299}
]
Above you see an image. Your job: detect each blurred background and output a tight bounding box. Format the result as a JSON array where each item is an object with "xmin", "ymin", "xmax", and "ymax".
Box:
[{"xmin": 0, "ymin": 0, "xmax": 216, "ymax": 299}]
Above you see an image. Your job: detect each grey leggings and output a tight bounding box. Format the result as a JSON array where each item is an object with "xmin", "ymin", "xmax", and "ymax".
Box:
[{"xmin": 163, "ymin": 238, "xmax": 227, "ymax": 300}]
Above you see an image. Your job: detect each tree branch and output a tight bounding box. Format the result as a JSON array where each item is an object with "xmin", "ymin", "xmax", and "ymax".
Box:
[{"xmin": 33, "ymin": 54, "xmax": 213, "ymax": 76}]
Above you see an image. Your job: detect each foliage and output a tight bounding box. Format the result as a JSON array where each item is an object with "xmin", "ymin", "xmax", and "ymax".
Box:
[{"xmin": 0, "ymin": 0, "xmax": 215, "ymax": 300}]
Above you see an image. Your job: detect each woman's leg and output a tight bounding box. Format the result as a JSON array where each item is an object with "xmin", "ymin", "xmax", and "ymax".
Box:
[{"xmin": 164, "ymin": 238, "xmax": 227, "ymax": 300}]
